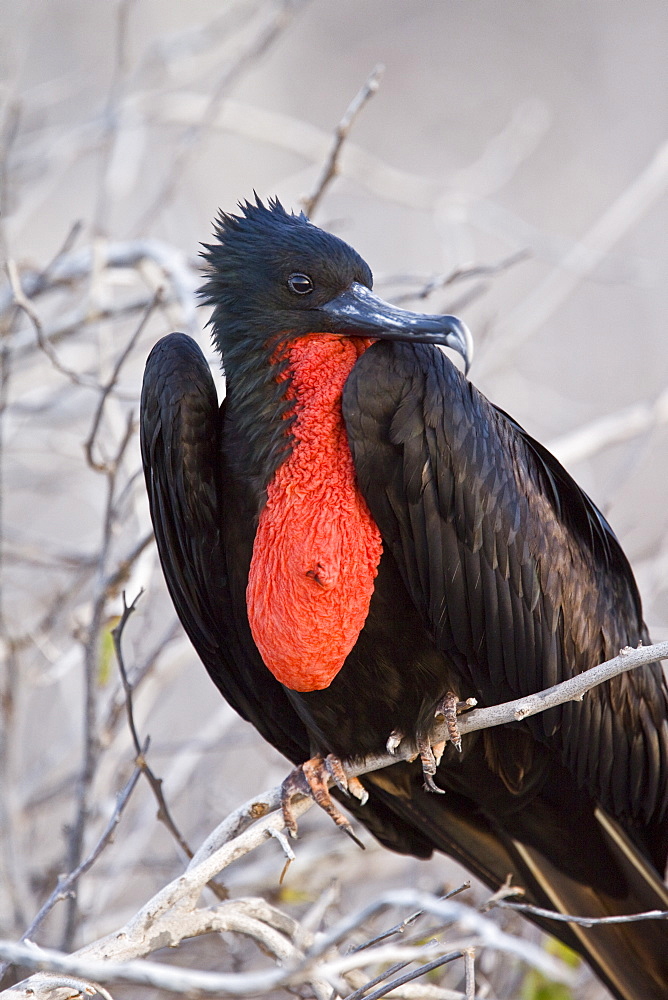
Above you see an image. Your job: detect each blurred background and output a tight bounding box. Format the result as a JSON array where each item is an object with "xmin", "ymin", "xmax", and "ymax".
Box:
[{"xmin": 1, "ymin": 1, "xmax": 667, "ymax": 998}]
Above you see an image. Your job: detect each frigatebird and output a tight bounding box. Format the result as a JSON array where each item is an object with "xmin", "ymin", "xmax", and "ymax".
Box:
[{"xmin": 140, "ymin": 197, "xmax": 668, "ymax": 1000}]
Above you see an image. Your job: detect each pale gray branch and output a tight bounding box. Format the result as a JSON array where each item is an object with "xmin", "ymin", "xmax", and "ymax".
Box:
[
  {"xmin": 302, "ymin": 64, "xmax": 384, "ymax": 219},
  {"xmin": 0, "ymin": 890, "xmax": 574, "ymax": 998},
  {"xmin": 3, "ymin": 637, "xmax": 664, "ymax": 995},
  {"xmin": 346, "ymin": 640, "xmax": 668, "ymax": 776},
  {"xmin": 548, "ymin": 387, "xmax": 668, "ymax": 466}
]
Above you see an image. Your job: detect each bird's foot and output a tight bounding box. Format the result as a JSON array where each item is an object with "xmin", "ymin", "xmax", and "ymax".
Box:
[
  {"xmin": 386, "ymin": 692, "xmax": 477, "ymax": 794},
  {"xmin": 281, "ymin": 754, "xmax": 367, "ymax": 847},
  {"xmin": 387, "ymin": 727, "xmax": 446, "ymax": 793},
  {"xmin": 417, "ymin": 734, "xmax": 446, "ymax": 794},
  {"xmin": 434, "ymin": 691, "xmax": 477, "ymax": 753}
]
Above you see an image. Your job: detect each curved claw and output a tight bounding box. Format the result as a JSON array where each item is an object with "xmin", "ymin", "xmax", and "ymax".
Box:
[
  {"xmin": 414, "ymin": 691, "xmax": 476, "ymax": 793},
  {"xmin": 281, "ymin": 755, "xmax": 366, "ymax": 848},
  {"xmin": 434, "ymin": 691, "xmax": 476, "ymax": 753},
  {"xmin": 386, "ymin": 729, "xmax": 404, "ymax": 754}
]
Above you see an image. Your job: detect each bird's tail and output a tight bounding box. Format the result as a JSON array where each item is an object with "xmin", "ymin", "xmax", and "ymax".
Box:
[
  {"xmin": 508, "ymin": 811, "xmax": 668, "ymax": 1000},
  {"xmin": 354, "ymin": 769, "xmax": 668, "ymax": 1000}
]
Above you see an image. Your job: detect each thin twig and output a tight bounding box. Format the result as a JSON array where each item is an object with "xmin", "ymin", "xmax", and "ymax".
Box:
[
  {"xmin": 390, "ymin": 250, "xmax": 529, "ymax": 305},
  {"xmin": 343, "ymin": 960, "xmax": 412, "ymax": 1000},
  {"xmin": 266, "ymin": 827, "xmax": 295, "ymax": 884},
  {"xmin": 112, "ymin": 590, "xmax": 146, "ymax": 758},
  {"xmin": 0, "ymin": 763, "xmax": 143, "ymax": 981},
  {"xmin": 5, "ymin": 259, "xmax": 100, "ymax": 388},
  {"xmin": 112, "ymin": 590, "xmax": 190, "ymax": 851},
  {"xmin": 112, "ymin": 592, "xmax": 227, "ymax": 899},
  {"xmin": 84, "ymin": 287, "xmax": 163, "ymax": 472},
  {"xmin": 133, "ymin": 0, "xmax": 306, "ymax": 234},
  {"xmin": 302, "ymin": 64, "xmax": 384, "ymax": 219},
  {"xmin": 496, "ymin": 900, "xmax": 668, "ymax": 927},
  {"xmin": 351, "ymin": 884, "xmax": 470, "ymax": 953},
  {"xmin": 348, "ymin": 949, "xmax": 465, "ymax": 1000}
]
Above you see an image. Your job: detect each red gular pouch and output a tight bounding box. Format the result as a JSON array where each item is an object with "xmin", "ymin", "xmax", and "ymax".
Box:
[{"xmin": 246, "ymin": 334, "xmax": 382, "ymax": 692}]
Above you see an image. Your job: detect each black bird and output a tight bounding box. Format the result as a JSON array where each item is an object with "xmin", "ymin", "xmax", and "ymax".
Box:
[{"xmin": 140, "ymin": 197, "xmax": 668, "ymax": 1000}]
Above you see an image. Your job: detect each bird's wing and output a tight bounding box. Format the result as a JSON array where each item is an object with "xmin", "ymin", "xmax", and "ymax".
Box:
[
  {"xmin": 343, "ymin": 340, "xmax": 668, "ymax": 835},
  {"xmin": 140, "ymin": 333, "xmax": 310, "ymax": 763}
]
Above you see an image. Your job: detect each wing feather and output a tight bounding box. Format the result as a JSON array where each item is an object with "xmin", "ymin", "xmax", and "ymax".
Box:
[
  {"xmin": 140, "ymin": 333, "xmax": 309, "ymax": 763},
  {"xmin": 343, "ymin": 341, "xmax": 668, "ymax": 841}
]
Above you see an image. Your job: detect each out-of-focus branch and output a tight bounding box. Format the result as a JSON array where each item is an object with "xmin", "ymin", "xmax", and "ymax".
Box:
[
  {"xmin": 1, "ymin": 887, "xmax": 575, "ymax": 999},
  {"xmin": 302, "ymin": 64, "xmax": 384, "ymax": 219},
  {"xmin": 548, "ymin": 386, "xmax": 668, "ymax": 466},
  {"xmin": 478, "ymin": 137, "xmax": 668, "ymax": 376},
  {"xmin": 133, "ymin": 0, "xmax": 308, "ymax": 234},
  {"xmin": 389, "ymin": 250, "xmax": 529, "ymax": 305},
  {"xmin": 0, "ymin": 239, "xmax": 199, "ymax": 330},
  {"xmin": 6, "ymin": 259, "xmax": 100, "ymax": 388},
  {"xmin": 0, "ymin": 763, "xmax": 143, "ymax": 982},
  {"xmin": 5, "ymin": 638, "xmax": 663, "ymax": 998},
  {"xmin": 84, "ymin": 287, "xmax": 163, "ymax": 472}
]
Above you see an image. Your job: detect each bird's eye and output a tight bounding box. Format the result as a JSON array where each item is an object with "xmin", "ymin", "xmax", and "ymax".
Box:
[{"xmin": 287, "ymin": 273, "xmax": 313, "ymax": 295}]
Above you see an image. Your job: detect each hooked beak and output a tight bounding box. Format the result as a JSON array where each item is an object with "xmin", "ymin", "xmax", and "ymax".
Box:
[{"xmin": 318, "ymin": 282, "xmax": 473, "ymax": 373}]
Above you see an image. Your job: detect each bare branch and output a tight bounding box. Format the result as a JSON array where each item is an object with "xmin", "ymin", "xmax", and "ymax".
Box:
[
  {"xmin": 84, "ymin": 287, "xmax": 163, "ymax": 472},
  {"xmin": 390, "ymin": 250, "xmax": 529, "ymax": 305},
  {"xmin": 496, "ymin": 899, "xmax": 668, "ymax": 928},
  {"xmin": 0, "ymin": 764, "xmax": 143, "ymax": 982},
  {"xmin": 353, "ymin": 640, "xmax": 668, "ymax": 775},
  {"xmin": 111, "ymin": 591, "xmax": 226, "ymax": 899},
  {"xmin": 7, "ymin": 635, "xmax": 662, "ymax": 998},
  {"xmin": 302, "ymin": 64, "xmax": 384, "ymax": 219},
  {"xmin": 5, "ymin": 259, "xmax": 100, "ymax": 388},
  {"xmin": 548, "ymin": 386, "xmax": 668, "ymax": 466},
  {"xmin": 0, "ymin": 890, "xmax": 576, "ymax": 997}
]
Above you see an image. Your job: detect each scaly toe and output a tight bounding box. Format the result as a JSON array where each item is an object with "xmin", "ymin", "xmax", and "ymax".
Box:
[
  {"xmin": 324, "ymin": 753, "xmax": 349, "ymax": 795},
  {"xmin": 417, "ymin": 735, "xmax": 445, "ymax": 794},
  {"xmin": 281, "ymin": 756, "xmax": 365, "ymax": 847},
  {"xmin": 347, "ymin": 776, "xmax": 369, "ymax": 805},
  {"xmin": 434, "ymin": 691, "xmax": 469, "ymax": 752}
]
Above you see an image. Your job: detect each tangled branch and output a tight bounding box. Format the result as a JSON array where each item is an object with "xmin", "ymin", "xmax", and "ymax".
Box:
[{"xmin": 4, "ymin": 640, "xmax": 666, "ymax": 999}]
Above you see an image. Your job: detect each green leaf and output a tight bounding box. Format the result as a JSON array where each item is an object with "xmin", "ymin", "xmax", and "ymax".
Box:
[{"xmin": 98, "ymin": 615, "xmax": 121, "ymax": 686}]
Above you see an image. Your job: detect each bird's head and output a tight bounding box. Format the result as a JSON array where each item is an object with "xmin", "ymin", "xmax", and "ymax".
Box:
[{"xmin": 200, "ymin": 196, "xmax": 473, "ymax": 374}]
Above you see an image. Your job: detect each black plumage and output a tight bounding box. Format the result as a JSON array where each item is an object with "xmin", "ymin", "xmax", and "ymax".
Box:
[{"xmin": 140, "ymin": 198, "xmax": 668, "ymax": 1000}]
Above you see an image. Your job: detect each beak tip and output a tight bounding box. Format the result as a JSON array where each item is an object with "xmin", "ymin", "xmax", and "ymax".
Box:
[{"xmin": 446, "ymin": 316, "xmax": 474, "ymax": 376}]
